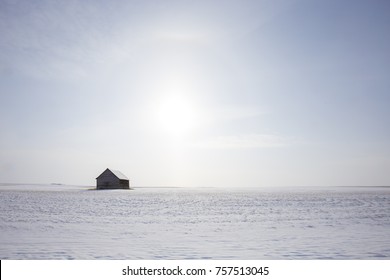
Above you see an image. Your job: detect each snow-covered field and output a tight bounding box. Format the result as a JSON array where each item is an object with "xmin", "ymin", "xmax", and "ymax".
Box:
[{"xmin": 1, "ymin": 184, "xmax": 389, "ymax": 259}]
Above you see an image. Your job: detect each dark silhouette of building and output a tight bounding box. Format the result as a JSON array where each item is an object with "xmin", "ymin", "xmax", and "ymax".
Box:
[{"xmin": 96, "ymin": 168, "xmax": 130, "ymax": 189}]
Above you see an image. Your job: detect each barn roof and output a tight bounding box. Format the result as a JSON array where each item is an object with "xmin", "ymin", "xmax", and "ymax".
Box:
[
  {"xmin": 109, "ymin": 169, "xmax": 129, "ymax": 180},
  {"xmin": 97, "ymin": 168, "xmax": 129, "ymax": 180}
]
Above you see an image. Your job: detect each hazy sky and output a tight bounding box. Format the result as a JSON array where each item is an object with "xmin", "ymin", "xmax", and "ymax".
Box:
[{"xmin": 1, "ymin": 0, "xmax": 389, "ymax": 187}]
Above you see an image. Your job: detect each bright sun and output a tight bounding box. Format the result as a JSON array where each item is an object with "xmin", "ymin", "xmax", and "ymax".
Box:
[{"xmin": 156, "ymin": 95, "xmax": 198, "ymax": 136}]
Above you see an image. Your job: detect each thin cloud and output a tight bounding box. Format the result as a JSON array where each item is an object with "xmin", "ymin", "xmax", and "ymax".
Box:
[
  {"xmin": 0, "ymin": 0, "xmax": 129, "ymax": 81},
  {"xmin": 191, "ymin": 134, "xmax": 291, "ymax": 149},
  {"xmin": 0, "ymin": 0, "xmax": 288, "ymax": 81}
]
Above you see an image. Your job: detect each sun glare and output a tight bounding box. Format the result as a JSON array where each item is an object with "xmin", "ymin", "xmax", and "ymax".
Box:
[{"xmin": 156, "ymin": 95, "xmax": 198, "ymax": 135}]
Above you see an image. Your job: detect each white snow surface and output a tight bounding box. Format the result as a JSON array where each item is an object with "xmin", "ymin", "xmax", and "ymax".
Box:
[{"xmin": 0, "ymin": 184, "xmax": 389, "ymax": 259}]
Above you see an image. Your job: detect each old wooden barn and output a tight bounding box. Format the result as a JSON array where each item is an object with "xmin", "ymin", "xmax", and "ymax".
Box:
[{"xmin": 96, "ymin": 168, "xmax": 130, "ymax": 190}]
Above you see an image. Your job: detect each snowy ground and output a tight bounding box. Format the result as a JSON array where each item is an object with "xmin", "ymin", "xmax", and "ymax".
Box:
[{"xmin": 1, "ymin": 184, "xmax": 389, "ymax": 259}]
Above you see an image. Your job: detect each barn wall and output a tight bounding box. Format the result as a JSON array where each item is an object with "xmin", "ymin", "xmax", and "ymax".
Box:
[
  {"xmin": 97, "ymin": 175, "xmax": 119, "ymax": 189},
  {"xmin": 119, "ymin": 179, "xmax": 130, "ymax": 189},
  {"xmin": 96, "ymin": 169, "xmax": 118, "ymax": 189}
]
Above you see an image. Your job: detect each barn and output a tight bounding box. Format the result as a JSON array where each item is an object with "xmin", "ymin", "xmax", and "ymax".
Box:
[{"xmin": 96, "ymin": 168, "xmax": 130, "ymax": 190}]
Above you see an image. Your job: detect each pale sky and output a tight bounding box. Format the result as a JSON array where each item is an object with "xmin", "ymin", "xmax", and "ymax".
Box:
[{"xmin": 1, "ymin": 0, "xmax": 390, "ymax": 187}]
